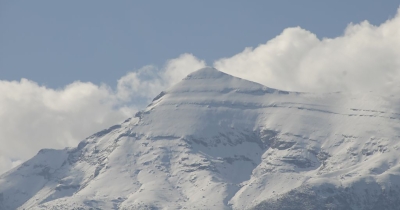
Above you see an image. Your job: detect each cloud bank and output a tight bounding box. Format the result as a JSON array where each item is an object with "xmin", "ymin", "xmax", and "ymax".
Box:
[
  {"xmin": 215, "ymin": 8, "xmax": 400, "ymax": 92},
  {"xmin": 1, "ymin": 8, "xmax": 400, "ymax": 174}
]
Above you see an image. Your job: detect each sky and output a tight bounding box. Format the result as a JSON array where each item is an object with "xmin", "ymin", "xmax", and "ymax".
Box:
[
  {"xmin": 1, "ymin": 1, "xmax": 399, "ymax": 88},
  {"xmin": 0, "ymin": 1, "xmax": 400, "ymax": 174}
]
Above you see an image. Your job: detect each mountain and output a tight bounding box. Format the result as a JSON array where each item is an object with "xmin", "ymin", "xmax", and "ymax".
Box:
[{"xmin": 1, "ymin": 67, "xmax": 400, "ymax": 210}]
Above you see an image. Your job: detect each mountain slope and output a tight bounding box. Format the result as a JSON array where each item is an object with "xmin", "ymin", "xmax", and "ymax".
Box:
[{"xmin": 1, "ymin": 67, "xmax": 400, "ymax": 210}]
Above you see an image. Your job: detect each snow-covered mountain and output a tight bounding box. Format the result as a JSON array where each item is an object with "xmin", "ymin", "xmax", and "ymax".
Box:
[{"xmin": 1, "ymin": 67, "xmax": 400, "ymax": 210}]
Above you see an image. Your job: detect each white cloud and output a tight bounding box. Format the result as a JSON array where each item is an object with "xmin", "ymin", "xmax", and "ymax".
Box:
[
  {"xmin": 0, "ymin": 79, "xmax": 127, "ymax": 174},
  {"xmin": 161, "ymin": 53, "xmax": 207, "ymax": 85},
  {"xmin": 0, "ymin": 54, "xmax": 205, "ymax": 174},
  {"xmin": 214, "ymin": 8, "xmax": 400, "ymax": 93},
  {"xmin": 116, "ymin": 53, "xmax": 206, "ymax": 106}
]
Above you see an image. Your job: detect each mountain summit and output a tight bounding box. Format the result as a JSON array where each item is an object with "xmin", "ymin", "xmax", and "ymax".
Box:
[{"xmin": 1, "ymin": 68, "xmax": 400, "ymax": 209}]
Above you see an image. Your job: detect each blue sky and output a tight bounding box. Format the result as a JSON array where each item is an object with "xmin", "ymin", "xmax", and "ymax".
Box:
[{"xmin": 1, "ymin": 0, "xmax": 399, "ymax": 88}]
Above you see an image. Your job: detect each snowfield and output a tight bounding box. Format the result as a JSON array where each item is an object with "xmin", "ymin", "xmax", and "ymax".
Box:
[{"xmin": 1, "ymin": 67, "xmax": 400, "ymax": 209}]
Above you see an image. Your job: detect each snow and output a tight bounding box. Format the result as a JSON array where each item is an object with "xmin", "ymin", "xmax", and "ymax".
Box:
[{"xmin": 1, "ymin": 67, "xmax": 400, "ymax": 209}]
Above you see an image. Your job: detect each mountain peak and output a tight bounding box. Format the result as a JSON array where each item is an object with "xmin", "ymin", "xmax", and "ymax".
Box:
[
  {"xmin": 184, "ymin": 67, "xmax": 228, "ymax": 80},
  {"xmin": 169, "ymin": 67, "xmax": 270, "ymax": 95}
]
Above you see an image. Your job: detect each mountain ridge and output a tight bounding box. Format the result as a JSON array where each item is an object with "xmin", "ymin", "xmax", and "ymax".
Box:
[{"xmin": 1, "ymin": 67, "xmax": 400, "ymax": 210}]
